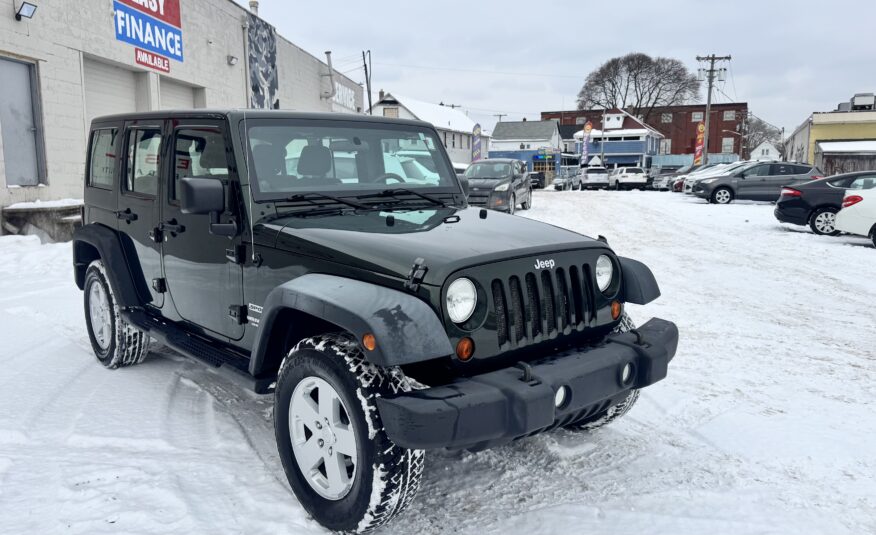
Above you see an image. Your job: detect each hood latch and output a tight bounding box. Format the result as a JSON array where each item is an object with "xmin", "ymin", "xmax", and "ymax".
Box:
[{"xmin": 405, "ymin": 257, "xmax": 428, "ymax": 292}]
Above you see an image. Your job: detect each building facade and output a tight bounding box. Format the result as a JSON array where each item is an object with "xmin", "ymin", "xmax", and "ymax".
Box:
[
  {"xmin": 784, "ymin": 94, "xmax": 876, "ymax": 174},
  {"xmin": 0, "ymin": 0, "xmax": 364, "ymax": 209},
  {"xmin": 487, "ymin": 120, "xmax": 561, "ymax": 176},
  {"xmin": 570, "ymin": 109, "xmax": 663, "ymax": 168},
  {"xmin": 751, "ymin": 141, "xmax": 781, "ymax": 161},
  {"xmin": 369, "ymin": 92, "xmax": 489, "ymax": 166},
  {"xmin": 542, "ymin": 102, "xmax": 748, "ymax": 168}
]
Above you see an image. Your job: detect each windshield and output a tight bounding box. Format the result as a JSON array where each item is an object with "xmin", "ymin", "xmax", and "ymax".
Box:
[
  {"xmin": 626, "ymin": 168, "xmax": 644, "ymax": 173},
  {"xmin": 243, "ymin": 119, "xmax": 458, "ymax": 200},
  {"xmin": 465, "ymin": 162, "xmax": 511, "ymax": 179}
]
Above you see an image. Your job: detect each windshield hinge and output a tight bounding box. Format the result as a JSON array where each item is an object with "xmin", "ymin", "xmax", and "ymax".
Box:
[
  {"xmin": 405, "ymin": 257, "xmax": 428, "ymax": 292},
  {"xmin": 225, "ymin": 244, "xmax": 246, "ymax": 264}
]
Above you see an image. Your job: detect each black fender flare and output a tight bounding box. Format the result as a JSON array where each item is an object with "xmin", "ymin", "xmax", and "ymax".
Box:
[
  {"xmin": 250, "ymin": 274, "xmax": 454, "ymax": 373},
  {"xmin": 618, "ymin": 257, "xmax": 661, "ymax": 305},
  {"xmin": 72, "ymin": 224, "xmax": 151, "ymax": 308}
]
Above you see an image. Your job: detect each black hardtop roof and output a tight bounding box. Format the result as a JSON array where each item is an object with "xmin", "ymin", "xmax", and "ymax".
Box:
[{"xmin": 90, "ymin": 109, "xmax": 432, "ymax": 129}]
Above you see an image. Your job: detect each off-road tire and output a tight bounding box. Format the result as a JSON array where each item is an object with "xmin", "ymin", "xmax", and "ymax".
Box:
[
  {"xmin": 711, "ymin": 187, "xmax": 734, "ymax": 205},
  {"xmin": 83, "ymin": 260, "xmax": 150, "ymax": 369},
  {"xmin": 274, "ymin": 334, "xmax": 425, "ymax": 534},
  {"xmin": 809, "ymin": 207, "xmax": 840, "ymax": 236},
  {"xmin": 564, "ymin": 312, "xmax": 639, "ymax": 431}
]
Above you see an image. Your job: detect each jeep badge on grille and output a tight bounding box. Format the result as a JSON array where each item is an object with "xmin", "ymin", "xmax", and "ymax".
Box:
[{"xmin": 534, "ymin": 258, "xmax": 556, "ymax": 270}]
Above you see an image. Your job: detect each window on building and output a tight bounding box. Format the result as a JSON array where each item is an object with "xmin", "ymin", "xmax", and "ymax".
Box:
[
  {"xmin": 660, "ymin": 139, "xmax": 672, "ymax": 155},
  {"xmin": 466, "ymin": 135, "xmax": 470, "ymax": 149},
  {"xmin": 88, "ymin": 128, "xmax": 119, "ymax": 189},
  {"xmin": 721, "ymin": 137, "xmax": 734, "ymax": 153},
  {"xmin": 125, "ymin": 128, "xmax": 162, "ymax": 196},
  {"xmin": 723, "ymin": 110, "xmax": 737, "ymax": 121},
  {"xmin": 691, "ymin": 112, "xmax": 704, "ymax": 122},
  {"xmin": 452, "ymin": 134, "xmax": 456, "ymax": 149},
  {"xmin": 661, "ymin": 113, "xmax": 673, "ymax": 123},
  {"xmin": 575, "ymin": 117, "xmax": 586, "ymax": 125},
  {"xmin": 761, "ymin": 148, "xmax": 769, "ymax": 156},
  {"xmin": 383, "ymin": 107, "xmax": 399, "ymax": 118},
  {"xmin": 443, "ymin": 131, "xmax": 447, "ymax": 147}
]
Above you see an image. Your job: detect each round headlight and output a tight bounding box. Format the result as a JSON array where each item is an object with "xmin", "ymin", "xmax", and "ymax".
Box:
[
  {"xmin": 595, "ymin": 255, "xmax": 614, "ymax": 293},
  {"xmin": 446, "ymin": 278, "xmax": 477, "ymax": 324}
]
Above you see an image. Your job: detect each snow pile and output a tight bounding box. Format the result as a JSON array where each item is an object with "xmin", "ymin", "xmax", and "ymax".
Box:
[
  {"xmin": 1, "ymin": 192, "xmax": 875, "ymax": 534},
  {"xmin": 6, "ymin": 198, "xmax": 83, "ymax": 210}
]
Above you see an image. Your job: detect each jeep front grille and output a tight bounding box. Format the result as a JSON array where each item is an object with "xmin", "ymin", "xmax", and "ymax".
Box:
[{"xmin": 492, "ymin": 264, "xmax": 595, "ymax": 347}]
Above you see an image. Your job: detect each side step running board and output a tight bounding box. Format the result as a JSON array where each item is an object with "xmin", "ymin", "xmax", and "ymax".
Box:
[{"xmin": 122, "ymin": 309, "xmax": 276, "ymax": 394}]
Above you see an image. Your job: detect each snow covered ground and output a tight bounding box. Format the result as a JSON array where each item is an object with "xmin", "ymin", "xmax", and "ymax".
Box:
[{"xmin": 1, "ymin": 191, "xmax": 874, "ymax": 535}]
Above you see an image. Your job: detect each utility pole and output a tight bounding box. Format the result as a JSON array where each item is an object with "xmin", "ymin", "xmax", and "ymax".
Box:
[
  {"xmin": 493, "ymin": 113, "xmax": 507, "ymax": 122},
  {"xmin": 600, "ymin": 106, "xmax": 607, "ymax": 166},
  {"xmin": 362, "ymin": 50, "xmax": 373, "ymax": 114},
  {"xmin": 696, "ymin": 54, "xmax": 731, "ymax": 165}
]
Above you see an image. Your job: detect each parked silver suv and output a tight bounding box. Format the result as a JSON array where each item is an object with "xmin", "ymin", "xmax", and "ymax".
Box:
[{"xmin": 693, "ymin": 162, "xmax": 823, "ymax": 204}]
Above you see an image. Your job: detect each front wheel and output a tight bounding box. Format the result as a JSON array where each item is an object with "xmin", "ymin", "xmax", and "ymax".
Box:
[
  {"xmin": 564, "ymin": 312, "xmax": 639, "ymax": 431},
  {"xmin": 509, "ymin": 194, "xmax": 516, "ymax": 215},
  {"xmin": 809, "ymin": 207, "xmax": 840, "ymax": 235},
  {"xmin": 711, "ymin": 187, "xmax": 734, "ymax": 204},
  {"xmin": 274, "ymin": 334, "xmax": 424, "ymax": 533},
  {"xmin": 521, "ymin": 190, "xmax": 532, "ymax": 210}
]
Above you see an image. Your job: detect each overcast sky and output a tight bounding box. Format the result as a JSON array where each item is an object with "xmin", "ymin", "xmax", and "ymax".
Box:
[{"xmin": 236, "ymin": 0, "xmax": 875, "ymax": 133}]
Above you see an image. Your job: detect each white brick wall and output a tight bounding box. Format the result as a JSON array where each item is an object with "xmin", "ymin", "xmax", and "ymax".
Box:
[{"xmin": 0, "ymin": 0, "xmax": 363, "ymax": 207}]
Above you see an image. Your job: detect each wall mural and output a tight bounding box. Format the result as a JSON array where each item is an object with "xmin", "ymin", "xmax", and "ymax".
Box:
[{"xmin": 247, "ymin": 13, "xmax": 279, "ymax": 109}]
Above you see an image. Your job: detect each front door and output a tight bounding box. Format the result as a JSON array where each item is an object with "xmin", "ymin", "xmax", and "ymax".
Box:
[
  {"xmin": 118, "ymin": 122, "xmax": 165, "ymax": 309},
  {"xmin": 737, "ymin": 163, "xmax": 770, "ymax": 200},
  {"xmin": 0, "ymin": 57, "xmax": 42, "ymax": 186},
  {"xmin": 161, "ymin": 120, "xmax": 244, "ymax": 340}
]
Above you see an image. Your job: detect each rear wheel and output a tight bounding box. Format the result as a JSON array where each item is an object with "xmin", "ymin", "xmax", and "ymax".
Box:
[
  {"xmin": 711, "ymin": 187, "xmax": 734, "ymax": 204},
  {"xmin": 809, "ymin": 207, "xmax": 840, "ymax": 235},
  {"xmin": 274, "ymin": 334, "xmax": 424, "ymax": 533},
  {"xmin": 564, "ymin": 313, "xmax": 639, "ymax": 431}
]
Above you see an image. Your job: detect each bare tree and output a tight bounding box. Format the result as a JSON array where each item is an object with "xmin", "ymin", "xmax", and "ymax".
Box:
[
  {"xmin": 577, "ymin": 53, "xmax": 700, "ymax": 123},
  {"xmin": 743, "ymin": 115, "xmax": 784, "ymax": 159}
]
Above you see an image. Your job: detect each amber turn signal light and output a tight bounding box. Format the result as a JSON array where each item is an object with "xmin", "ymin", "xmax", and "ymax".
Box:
[
  {"xmin": 456, "ymin": 337, "xmax": 475, "ymax": 361},
  {"xmin": 362, "ymin": 333, "xmax": 377, "ymax": 351},
  {"xmin": 611, "ymin": 301, "xmax": 622, "ymax": 320}
]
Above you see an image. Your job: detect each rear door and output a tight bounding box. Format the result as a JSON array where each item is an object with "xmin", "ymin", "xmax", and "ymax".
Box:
[
  {"xmin": 161, "ymin": 119, "xmax": 244, "ymax": 340},
  {"xmin": 764, "ymin": 163, "xmax": 798, "ymax": 199},
  {"xmin": 118, "ymin": 121, "xmax": 166, "ymax": 309},
  {"xmin": 83, "ymin": 123, "xmax": 123, "ymax": 230}
]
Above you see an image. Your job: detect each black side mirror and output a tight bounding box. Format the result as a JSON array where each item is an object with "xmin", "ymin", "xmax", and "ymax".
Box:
[
  {"xmin": 179, "ymin": 177, "xmax": 237, "ymax": 237},
  {"xmin": 458, "ymin": 175, "xmax": 470, "ymax": 197}
]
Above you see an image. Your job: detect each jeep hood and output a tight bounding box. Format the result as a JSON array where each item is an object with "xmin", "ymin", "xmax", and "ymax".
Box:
[{"xmin": 262, "ymin": 207, "xmax": 608, "ymax": 285}]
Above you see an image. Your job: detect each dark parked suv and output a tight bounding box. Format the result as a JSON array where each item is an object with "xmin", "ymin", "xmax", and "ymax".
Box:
[
  {"xmin": 693, "ymin": 161, "xmax": 823, "ymax": 204},
  {"xmin": 73, "ymin": 110, "xmax": 678, "ymax": 534},
  {"xmin": 463, "ymin": 158, "xmax": 533, "ymax": 213}
]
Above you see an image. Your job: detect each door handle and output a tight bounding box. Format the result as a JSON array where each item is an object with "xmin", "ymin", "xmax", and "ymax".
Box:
[
  {"xmin": 159, "ymin": 219, "xmax": 186, "ymax": 235},
  {"xmin": 115, "ymin": 208, "xmax": 138, "ymax": 223}
]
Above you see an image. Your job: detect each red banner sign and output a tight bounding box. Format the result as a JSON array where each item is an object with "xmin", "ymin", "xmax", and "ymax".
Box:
[
  {"xmin": 694, "ymin": 122, "xmax": 706, "ymax": 165},
  {"xmin": 116, "ymin": 0, "xmax": 181, "ymax": 28},
  {"xmin": 135, "ymin": 47, "xmax": 170, "ymax": 73}
]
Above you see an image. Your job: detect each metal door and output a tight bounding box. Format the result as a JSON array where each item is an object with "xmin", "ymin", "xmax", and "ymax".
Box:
[{"xmin": 0, "ymin": 57, "xmax": 42, "ymax": 186}]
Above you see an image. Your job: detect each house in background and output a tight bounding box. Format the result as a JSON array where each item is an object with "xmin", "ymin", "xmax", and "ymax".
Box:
[
  {"xmin": 751, "ymin": 141, "xmax": 781, "ymax": 160},
  {"xmin": 487, "ymin": 120, "xmax": 562, "ymax": 177},
  {"xmin": 571, "ymin": 109, "xmax": 664, "ymax": 169},
  {"xmin": 369, "ymin": 91, "xmax": 489, "ymax": 165}
]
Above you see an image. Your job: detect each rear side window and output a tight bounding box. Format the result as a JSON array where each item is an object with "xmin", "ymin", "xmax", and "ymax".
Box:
[
  {"xmin": 173, "ymin": 128, "xmax": 230, "ymax": 200},
  {"xmin": 849, "ymin": 176, "xmax": 876, "ymax": 190},
  {"xmin": 828, "ymin": 177, "xmax": 853, "ymax": 188},
  {"xmin": 125, "ymin": 128, "xmax": 163, "ymax": 196},
  {"xmin": 627, "ymin": 168, "xmax": 644, "ymax": 173},
  {"xmin": 88, "ymin": 129, "xmax": 118, "ymax": 189},
  {"xmin": 770, "ymin": 164, "xmax": 795, "ymax": 175},
  {"xmin": 793, "ymin": 164, "xmax": 812, "ymax": 174}
]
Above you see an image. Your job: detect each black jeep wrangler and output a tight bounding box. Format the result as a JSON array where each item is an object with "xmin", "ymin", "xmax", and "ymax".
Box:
[{"xmin": 73, "ymin": 110, "xmax": 678, "ymax": 533}]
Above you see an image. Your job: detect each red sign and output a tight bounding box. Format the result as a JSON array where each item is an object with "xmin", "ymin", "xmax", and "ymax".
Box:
[
  {"xmin": 135, "ymin": 47, "xmax": 170, "ymax": 73},
  {"xmin": 116, "ymin": 0, "xmax": 181, "ymax": 28},
  {"xmin": 694, "ymin": 121, "xmax": 706, "ymax": 165}
]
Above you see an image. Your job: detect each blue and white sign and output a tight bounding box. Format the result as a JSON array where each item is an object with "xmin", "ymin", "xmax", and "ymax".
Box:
[{"xmin": 114, "ymin": 1, "xmax": 184, "ymax": 62}]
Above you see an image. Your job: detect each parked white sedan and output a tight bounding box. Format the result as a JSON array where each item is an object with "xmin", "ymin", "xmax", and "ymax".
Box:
[{"xmin": 836, "ymin": 187, "xmax": 876, "ymax": 247}]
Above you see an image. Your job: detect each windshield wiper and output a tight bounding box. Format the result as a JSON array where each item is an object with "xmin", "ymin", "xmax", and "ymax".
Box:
[
  {"xmin": 365, "ymin": 188, "xmax": 448, "ymax": 208},
  {"xmin": 283, "ymin": 192, "xmax": 368, "ymax": 210}
]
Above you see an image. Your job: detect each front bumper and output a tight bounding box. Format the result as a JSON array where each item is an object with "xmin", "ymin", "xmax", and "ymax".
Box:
[{"xmin": 378, "ymin": 317, "xmax": 678, "ymax": 450}]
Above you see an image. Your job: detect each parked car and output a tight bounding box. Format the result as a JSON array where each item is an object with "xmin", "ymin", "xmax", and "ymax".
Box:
[
  {"xmin": 611, "ymin": 167, "xmax": 648, "ymax": 190},
  {"xmin": 553, "ymin": 168, "xmax": 581, "ymax": 191},
  {"xmin": 683, "ymin": 163, "xmax": 731, "ymax": 194},
  {"xmin": 463, "ymin": 158, "xmax": 533, "ymax": 214},
  {"xmin": 693, "ymin": 162, "xmax": 823, "ymax": 204},
  {"xmin": 684, "ymin": 161, "xmax": 755, "ymax": 194},
  {"xmin": 775, "ymin": 172, "xmax": 876, "ymax": 235},
  {"xmin": 73, "ymin": 109, "xmax": 678, "ymax": 534},
  {"xmin": 579, "ymin": 166, "xmax": 609, "ymax": 190},
  {"xmin": 672, "ymin": 175, "xmax": 686, "ymax": 192},
  {"xmin": 836, "ymin": 184, "xmax": 876, "ymax": 246},
  {"xmin": 529, "ymin": 171, "xmax": 546, "ymax": 189}
]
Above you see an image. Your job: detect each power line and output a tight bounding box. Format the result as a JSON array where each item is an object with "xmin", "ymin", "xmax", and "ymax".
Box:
[{"xmin": 373, "ymin": 61, "xmax": 582, "ymax": 79}]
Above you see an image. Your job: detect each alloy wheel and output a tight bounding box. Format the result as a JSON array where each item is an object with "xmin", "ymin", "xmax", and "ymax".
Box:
[
  {"xmin": 813, "ymin": 211, "xmax": 836, "ymax": 234},
  {"xmin": 88, "ymin": 282, "xmax": 111, "ymax": 350}
]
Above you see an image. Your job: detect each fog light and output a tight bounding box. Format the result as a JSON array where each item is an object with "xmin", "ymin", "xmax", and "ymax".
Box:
[
  {"xmin": 456, "ymin": 337, "xmax": 474, "ymax": 361},
  {"xmin": 611, "ymin": 300, "xmax": 622, "ymax": 320},
  {"xmin": 554, "ymin": 385, "xmax": 569, "ymax": 408},
  {"xmin": 621, "ymin": 363, "xmax": 634, "ymax": 385}
]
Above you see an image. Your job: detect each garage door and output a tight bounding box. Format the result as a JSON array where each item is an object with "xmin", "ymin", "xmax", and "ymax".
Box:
[
  {"xmin": 160, "ymin": 77, "xmax": 195, "ymax": 109},
  {"xmin": 83, "ymin": 59, "xmax": 137, "ymax": 126}
]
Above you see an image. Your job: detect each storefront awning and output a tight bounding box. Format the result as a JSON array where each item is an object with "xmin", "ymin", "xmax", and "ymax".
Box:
[{"xmin": 817, "ymin": 140, "xmax": 876, "ymax": 154}]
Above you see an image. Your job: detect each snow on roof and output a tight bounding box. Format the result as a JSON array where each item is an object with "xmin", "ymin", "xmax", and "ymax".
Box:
[
  {"xmin": 817, "ymin": 140, "xmax": 876, "ymax": 153},
  {"xmin": 385, "ymin": 93, "xmax": 481, "ymax": 135}
]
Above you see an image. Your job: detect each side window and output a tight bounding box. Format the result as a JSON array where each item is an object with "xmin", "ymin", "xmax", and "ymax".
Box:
[
  {"xmin": 172, "ymin": 128, "xmax": 230, "ymax": 200},
  {"xmin": 125, "ymin": 128, "xmax": 162, "ymax": 196},
  {"xmin": 746, "ymin": 164, "xmax": 769, "ymax": 177},
  {"xmin": 849, "ymin": 176, "xmax": 876, "ymax": 190},
  {"xmin": 769, "ymin": 164, "xmax": 793, "ymax": 175},
  {"xmin": 88, "ymin": 128, "xmax": 118, "ymax": 189},
  {"xmin": 793, "ymin": 164, "xmax": 812, "ymax": 174},
  {"xmin": 828, "ymin": 177, "xmax": 853, "ymax": 188}
]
